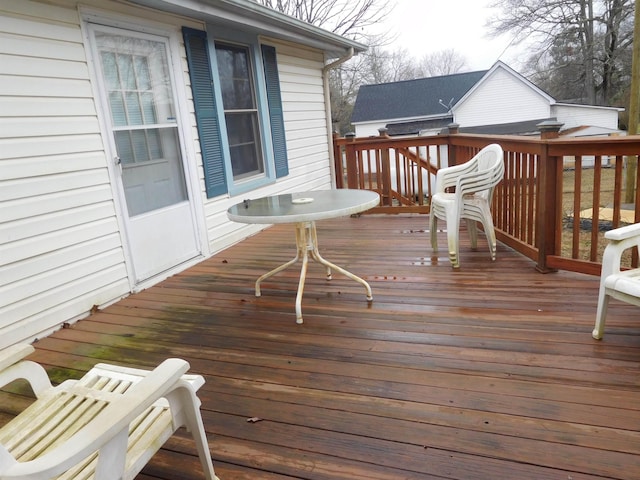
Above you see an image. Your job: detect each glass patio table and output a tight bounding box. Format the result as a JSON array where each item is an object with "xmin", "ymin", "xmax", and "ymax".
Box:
[{"xmin": 227, "ymin": 189, "xmax": 380, "ymax": 324}]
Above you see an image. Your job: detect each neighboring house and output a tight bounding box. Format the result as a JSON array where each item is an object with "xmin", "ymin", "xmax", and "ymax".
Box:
[
  {"xmin": 351, "ymin": 61, "xmax": 623, "ymax": 138},
  {"xmin": 0, "ymin": 0, "xmax": 365, "ymax": 348}
]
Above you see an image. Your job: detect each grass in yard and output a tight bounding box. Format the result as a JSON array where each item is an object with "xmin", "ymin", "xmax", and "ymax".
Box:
[{"xmin": 560, "ymin": 165, "xmax": 634, "ymax": 266}]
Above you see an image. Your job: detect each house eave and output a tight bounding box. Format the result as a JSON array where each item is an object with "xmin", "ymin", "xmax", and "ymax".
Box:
[
  {"xmin": 126, "ymin": 0, "xmax": 367, "ymax": 57},
  {"xmin": 452, "ymin": 61, "xmax": 555, "ymax": 113},
  {"xmin": 352, "ymin": 113, "xmax": 451, "ymax": 127},
  {"xmin": 552, "ymin": 102, "xmax": 625, "ymax": 112}
]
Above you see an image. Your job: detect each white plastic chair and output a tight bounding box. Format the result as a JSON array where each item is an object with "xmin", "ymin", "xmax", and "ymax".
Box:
[
  {"xmin": 429, "ymin": 144, "xmax": 505, "ymax": 268},
  {"xmin": 593, "ymin": 223, "xmax": 640, "ymax": 339},
  {"xmin": 0, "ymin": 343, "xmax": 220, "ymax": 480}
]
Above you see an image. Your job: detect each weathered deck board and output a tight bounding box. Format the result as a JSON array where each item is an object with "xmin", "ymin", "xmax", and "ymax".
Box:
[{"xmin": 2, "ymin": 214, "xmax": 639, "ymax": 480}]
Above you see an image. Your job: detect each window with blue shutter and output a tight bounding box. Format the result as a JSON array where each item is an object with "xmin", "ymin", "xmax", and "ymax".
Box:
[
  {"xmin": 182, "ymin": 27, "xmax": 227, "ymax": 198},
  {"xmin": 261, "ymin": 44, "xmax": 288, "ymax": 178},
  {"xmin": 182, "ymin": 27, "xmax": 289, "ymax": 198}
]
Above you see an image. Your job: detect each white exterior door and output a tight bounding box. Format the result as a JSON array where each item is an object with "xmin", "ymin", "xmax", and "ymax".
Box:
[{"xmin": 89, "ymin": 24, "xmax": 200, "ymax": 283}]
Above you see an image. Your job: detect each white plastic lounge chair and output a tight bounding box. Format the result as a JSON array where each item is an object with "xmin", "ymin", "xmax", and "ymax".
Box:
[
  {"xmin": 429, "ymin": 143, "xmax": 505, "ymax": 268},
  {"xmin": 593, "ymin": 223, "xmax": 640, "ymax": 339},
  {"xmin": 0, "ymin": 343, "xmax": 220, "ymax": 480}
]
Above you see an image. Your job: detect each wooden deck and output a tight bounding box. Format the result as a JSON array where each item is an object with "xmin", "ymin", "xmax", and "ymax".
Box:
[{"xmin": 2, "ymin": 214, "xmax": 639, "ymax": 480}]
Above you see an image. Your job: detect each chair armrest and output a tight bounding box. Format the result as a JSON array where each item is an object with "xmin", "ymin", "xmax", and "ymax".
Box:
[
  {"xmin": 604, "ymin": 222, "xmax": 640, "ymax": 241},
  {"xmin": 600, "ymin": 224, "xmax": 640, "ymax": 279},
  {"xmin": 0, "ymin": 344, "xmax": 52, "ymax": 395},
  {"xmin": 0, "ymin": 345, "xmax": 34, "ymax": 373},
  {"xmin": 0, "ymin": 358, "xmax": 191, "ymax": 479}
]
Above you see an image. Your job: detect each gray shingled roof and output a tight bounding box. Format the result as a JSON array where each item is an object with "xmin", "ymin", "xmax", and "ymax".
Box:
[
  {"xmin": 351, "ymin": 70, "xmax": 488, "ymax": 123},
  {"xmin": 460, "ymin": 118, "xmax": 558, "ymax": 136},
  {"xmin": 384, "ymin": 117, "xmax": 558, "ymax": 137},
  {"xmin": 385, "ymin": 117, "xmax": 453, "ymax": 136}
]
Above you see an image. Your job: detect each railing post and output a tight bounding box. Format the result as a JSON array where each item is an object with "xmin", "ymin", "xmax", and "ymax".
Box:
[
  {"xmin": 447, "ymin": 123, "xmax": 460, "ymax": 167},
  {"xmin": 344, "ymin": 132, "xmax": 358, "ymax": 189},
  {"xmin": 332, "ymin": 131, "xmax": 343, "ymax": 188},
  {"xmin": 378, "ymin": 128, "xmax": 393, "ymax": 206},
  {"xmin": 535, "ymin": 120, "xmax": 563, "ymax": 273}
]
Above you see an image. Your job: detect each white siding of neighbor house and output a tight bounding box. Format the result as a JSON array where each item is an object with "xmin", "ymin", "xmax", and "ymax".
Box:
[
  {"xmin": 1, "ymin": 0, "xmax": 336, "ymax": 347},
  {"xmin": 454, "ymin": 67, "xmax": 551, "ymax": 127},
  {"xmin": 552, "ymin": 104, "xmax": 620, "ymax": 130},
  {"xmin": 354, "ymin": 122, "xmax": 388, "ymax": 137}
]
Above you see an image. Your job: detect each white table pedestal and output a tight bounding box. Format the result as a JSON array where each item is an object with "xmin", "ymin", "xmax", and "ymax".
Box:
[
  {"xmin": 255, "ymin": 221, "xmax": 373, "ymax": 324},
  {"xmin": 227, "ymin": 189, "xmax": 380, "ymax": 325}
]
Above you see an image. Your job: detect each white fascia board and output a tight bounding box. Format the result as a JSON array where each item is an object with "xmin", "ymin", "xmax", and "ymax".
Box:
[
  {"xmin": 553, "ymin": 102, "xmax": 625, "ymax": 112},
  {"xmin": 352, "ymin": 113, "xmax": 450, "ymax": 126},
  {"xmin": 452, "ymin": 60, "xmax": 555, "ymax": 113},
  {"xmin": 127, "ymin": 0, "xmax": 366, "ymax": 57}
]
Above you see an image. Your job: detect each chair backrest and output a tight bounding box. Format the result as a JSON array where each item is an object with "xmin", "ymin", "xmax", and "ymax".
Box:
[
  {"xmin": 476, "ymin": 144, "xmax": 504, "ymax": 174},
  {"xmin": 477, "ymin": 143, "xmax": 504, "ymax": 197},
  {"xmin": 458, "ymin": 144, "xmax": 504, "ymax": 200}
]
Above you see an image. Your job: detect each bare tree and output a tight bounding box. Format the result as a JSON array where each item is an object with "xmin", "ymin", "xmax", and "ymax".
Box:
[
  {"xmin": 328, "ymin": 44, "xmax": 420, "ymax": 134},
  {"xmin": 417, "ymin": 49, "xmax": 469, "ymax": 77},
  {"xmin": 255, "ymin": 1, "xmax": 469, "ymax": 133},
  {"xmin": 329, "ymin": 42, "xmax": 471, "ymax": 133},
  {"xmin": 487, "ymin": 0, "xmax": 634, "ymax": 105},
  {"xmin": 361, "ymin": 46, "xmax": 419, "ymax": 84},
  {"xmin": 253, "ymin": 0, "xmax": 393, "ymax": 42}
]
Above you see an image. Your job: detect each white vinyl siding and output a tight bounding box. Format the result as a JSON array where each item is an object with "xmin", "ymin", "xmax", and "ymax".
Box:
[
  {"xmin": 552, "ymin": 104, "xmax": 620, "ymax": 130},
  {"xmin": 354, "ymin": 122, "xmax": 391, "ymax": 137},
  {"xmin": 277, "ymin": 43, "xmax": 331, "ymax": 185},
  {"xmin": 455, "ymin": 67, "xmax": 551, "ymax": 127},
  {"xmin": 1, "ymin": 0, "xmax": 338, "ymax": 346},
  {"xmin": 0, "ymin": 0, "xmax": 130, "ymax": 347}
]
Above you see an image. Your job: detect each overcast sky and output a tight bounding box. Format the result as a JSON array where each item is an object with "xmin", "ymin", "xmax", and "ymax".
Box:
[{"xmin": 381, "ymin": 0, "xmax": 524, "ymax": 71}]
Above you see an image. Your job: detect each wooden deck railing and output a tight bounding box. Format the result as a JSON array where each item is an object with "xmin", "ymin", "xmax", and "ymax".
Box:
[{"xmin": 333, "ymin": 126, "xmax": 640, "ymax": 275}]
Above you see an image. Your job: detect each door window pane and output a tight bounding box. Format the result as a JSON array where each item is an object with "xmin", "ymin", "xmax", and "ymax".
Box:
[
  {"xmin": 96, "ymin": 32, "xmax": 187, "ymax": 216},
  {"xmin": 109, "ymin": 91, "xmax": 127, "ymax": 126}
]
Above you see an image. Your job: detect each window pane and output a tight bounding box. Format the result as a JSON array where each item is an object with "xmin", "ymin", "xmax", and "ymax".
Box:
[
  {"xmin": 134, "ymin": 55, "xmax": 151, "ymax": 90},
  {"xmin": 125, "ymin": 92, "xmax": 143, "ymax": 125},
  {"xmin": 141, "ymin": 92, "xmax": 157, "ymax": 123},
  {"xmin": 215, "ymin": 44, "xmax": 253, "ymax": 110},
  {"xmin": 97, "ymin": 35, "xmax": 174, "ymax": 127},
  {"xmin": 226, "ymin": 112, "xmax": 256, "ymax": 145},
  {"xmin": 121, "ymin": 128, "xmax": 187, "ymax": 216},
  {"xmin": 226, "ymin": 112, "xmax": 263, "ymax": 178},
  {"xmin": 117, "ymin": 54, "xmax": 136, "ymax": 89},
  {"xmin": 215, "ymin": 42, "xmax": 264, "ymax": 181},
  {"xmin": 131, "ymin": 130, "xmax": 149, "ymax": 162},
  {"xmin": 115, "ymin": 128, "xmax": 167, "ymax": 165},
  {"xmin": 147, "ymin": 129, "xmax": 163, "ymax": 159},
  {"xmin": 115, "ymin": 131, "xmax": 134, "ymax": 164},
  {"xmin": 101, "ymin": 52, "xmax": 119, "ymax": 89},
  {"xmin": 95, "ymin": 31, "xmax": 187, "ymax": 216},
  {"xmin": 109, "ymin": 91, "xmax": 127, "ymax": 126}
]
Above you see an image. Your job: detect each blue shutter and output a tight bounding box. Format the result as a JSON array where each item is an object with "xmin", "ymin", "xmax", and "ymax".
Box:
[
  {"xmin": 261, "ymin": 44, "xmax": 289, "ymax": 178},
  {"xmin": 182, "ymin": 27, "xmax": 227, "ymax": 197}
]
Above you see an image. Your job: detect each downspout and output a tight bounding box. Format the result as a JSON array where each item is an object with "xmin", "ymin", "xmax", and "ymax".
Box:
[{"xmin": 323, "ymin": 47, "xmax": 354, "ymax": 188}]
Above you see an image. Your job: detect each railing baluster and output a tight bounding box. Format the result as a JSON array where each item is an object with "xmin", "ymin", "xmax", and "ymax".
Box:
[
  {"xmin": 332, "ymin": 132, "xmax": 640, "ymax": 275},
  {"xmin": 570, "ymin": 158, "xmax": 581, "ymax": 259},
  {"xmin": 590, "ymin": 156, "xmax": 603, "ymax": 261}
]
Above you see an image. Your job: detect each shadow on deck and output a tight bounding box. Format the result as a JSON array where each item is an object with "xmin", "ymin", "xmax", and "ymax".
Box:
[{"xmin": 2, "ymin": 214, "xmax": 639, "ymax": 479}]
